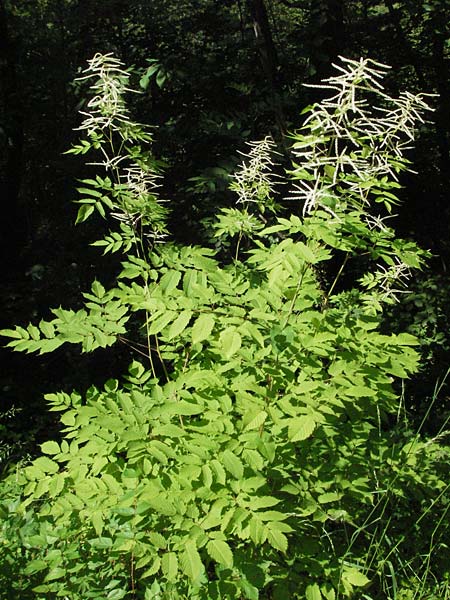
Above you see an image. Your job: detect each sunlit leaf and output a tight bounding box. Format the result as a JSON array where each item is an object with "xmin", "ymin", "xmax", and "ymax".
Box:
[
  {"xmin": 180, "ymin": 541, "xmax": 203, "ymax": 581},
  {"xmin": 288, "ymin": 415, "xmax": 316, "ymax": 442},
  {"xmin": 206, "ymin": 539, "xmax": 233, "ymax": 568},
  {"xmin": 191, "ymin": 313, "xmax": 215, "ymax": 344}
]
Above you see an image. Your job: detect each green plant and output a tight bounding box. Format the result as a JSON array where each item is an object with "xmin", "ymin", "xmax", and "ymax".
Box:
[
  {"xmin": 1, "ymin": 55, "xmax": 448, "ymax": 600},
  {"xmin": 383, "ymin": 272, "xmax": 450, "ymax": 430}
]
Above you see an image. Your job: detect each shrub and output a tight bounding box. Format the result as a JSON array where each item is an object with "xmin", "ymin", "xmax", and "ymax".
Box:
[{"xmin": 1, "ymin": 55, "xmax": 449, "ymax": 600}]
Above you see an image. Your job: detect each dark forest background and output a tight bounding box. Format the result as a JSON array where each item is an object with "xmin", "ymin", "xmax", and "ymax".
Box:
[{"xmin": 1, "ymin": 0, "xmax": 450, "ymax": 464}]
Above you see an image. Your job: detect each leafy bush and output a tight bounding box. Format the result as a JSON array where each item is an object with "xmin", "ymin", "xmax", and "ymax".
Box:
[{"xmin": 1, "ymin": 55, "xmax": 449, "ymax": 600}]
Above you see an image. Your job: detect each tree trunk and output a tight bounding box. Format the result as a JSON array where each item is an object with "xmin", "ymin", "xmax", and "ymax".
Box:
[{"xmin": 245, "ymin": 0, "xmax": 286, "ymax": 136}]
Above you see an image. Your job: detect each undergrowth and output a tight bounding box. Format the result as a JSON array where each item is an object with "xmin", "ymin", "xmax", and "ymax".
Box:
[{"xmin": 0, "ymin": 55, "xmax": 449, "ymax": 600}]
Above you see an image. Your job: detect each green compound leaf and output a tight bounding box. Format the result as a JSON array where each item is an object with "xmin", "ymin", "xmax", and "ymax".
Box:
[
  {"xmin": 148, "ymin": 311, "xmax": 177, "ymax": 335},
  {"xmin": 305, "ymin": 582, "xmax": 323, "ymax": 600},
  {"xmin": 33, "ymin": 456, "xmax": 59, "ymax": 474},
  {"xmin": 106, "ymin": 590, "xmax": 127, "ymax": 600},
  {"xmin": 24, "ymin": 560, "xmax": 48, "ymax": 575},
  {"xmin": 206, "ymin": 539, "xmax": 233, "ymax": 568},
  {"xmin": 40, "ymin": 441, "xmax": 60, "ymax": 455},
  {"xmin": 222, "ymin": 449, "xmax": 244, "ymax": 479},
  {"xmin": 44, "ymin": 567, "xmax": 66, "ymax": 581},
  {"xmin": 180, "ymin": 540, "xmax": 204, "ymax": 581},
  {"xmin": 191, "ymin": 313, "xmax": 215, "ymax": 344},
  {"xmin": 296, "ymin": 241, "xmax": 319, "ymax": 264},
  {"xmin": 318, "ymin": 492, "xmax": 342, "ymax": 504},
  {"xmin": 266, "ymin": 524, "xmax": 288, "ymax": 553},
  {"xmin": 160, "ymin": 270, "xmax": 181, "ymax": 293},
  {"xmin": 342, "ymin": 567, "xmax": 370, "ymax": 587},
  {"xmin": 243, "ymin": 410, "xmax": 268, "ymax": 431},
  {"xmin": 148, "ymin": 532, "xmax": 167, "ymax": 549},
  {"xmin": 88, "ymin": 537, "xmax": 113, "ymax": 549},
  {"xmin": 161, "ymin": 552, "xmax": 178, "ymax": 581},
  {"xmin": 288, "ymin": 415, "xmax": 316, "ymax": 442},
  {"xmin": 166, "ymin": 310, "xmax": 193, "ymax": 340},
  {"xmin": 219, "ymin": 327, "xmax": 242, "ymax": 358},
  {"xmin": 75, "ymin": 204, "xmax": 95, "ymax": 224}
]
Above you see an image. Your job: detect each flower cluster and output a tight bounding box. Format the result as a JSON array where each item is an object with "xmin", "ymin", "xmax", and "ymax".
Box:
[
  {"xmin": 230, "ymin": 136, "xmax": 280, "ymax": 207},
  {"xmin": 290, "ymin": 56, "xmax": 434, "ymax": 219}
]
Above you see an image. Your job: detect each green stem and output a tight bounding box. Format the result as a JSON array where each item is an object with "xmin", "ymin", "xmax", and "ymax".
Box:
[{"xmin": 324, "ymin": 253, "xmax": 349, "ymax": 305}]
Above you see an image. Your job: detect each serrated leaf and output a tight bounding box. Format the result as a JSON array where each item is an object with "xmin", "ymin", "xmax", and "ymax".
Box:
[
  {"xmin": 343, "ymin": 568, "xmax": 370, "ymax": 587},
  {"xmin": 149, "ymin": 532, "xmax": 167, "ymax": 549},
  {"xmin": 244, "ymin": 410, "xmax": 268, "ymax": 431},
  {"xmin": 395, "ymin": 332, "xmax": 419, "ymax": 346},
  {"xmin": 249, "ymin": 517, "xmax": 267, "ymax": 544},
  {"xmin": 164, "ymin": 400, "xmax": 203, "ymax": 416},
  {"xmin": 41, "ymin": 441, "xmax": 60, "ymax": 455},
  {"xmin": 142, "ymin": 557, "xmax": 161, "ymax": 578},
  {"xmin": 166, "ymin": 310, "xmax": 192, "ymax": 340},
  {"xmin": 206, "ymin": 539, "xmax": 233, "ymax": 568},
  {"xmin": 297, "ymin": 242, "xmax": 318, "ymax": 263},
  {"xmin": 180, "ymin": 540, "xmax": 203, "ymax": 581},
  {"xmin": 91, "ymin": 511, "xmax": 104, "ymax": 536},
  {"xmin": 148, "ymin": 311, "xmax": 176, "ymax": 335},
  {"xmin": 24, "ymin": 559, "xmax": 48, "ymax": 575},
  {"xmin": 91, "ymin": 280, "xmax": 105, "ymax": 298},
  {"xmin": 160, "ymin": 270, "xmax": 181, "ymax": 293},
  {"xmin": 144, "ymin": 494, "xmax": 176, "ymax": 516},
  {"xmin": 266, "ymin": 525, "xmax": 288, "ymax": 553},
  {"xmin": 240, "ymin": 321, "xmax": 265, "ymax": 347},
  {"xmin": 219, "ymin": 328, "xmax": 241, "ymax": 358},
  {"xmin": 76, "ymin": 186, "xmax": 103, "ymax": 198},
  {"xmin": 242, "ymin": 448, "xmax": 264, "ymax": 471},
  {"xmin": 107, "ymin": 589, "xmax": 127, "ymax": 600},
  {"xmin": 33, "ymin": 456, "xmax": 59, "ymax": 474},
  {"xmin": 156, "ymin": 70, "xmax": 166, "ymax": 88},
  {"xmin": 92, "ymin": 328, "xmax": 111, "ymax": 348},
  {"xmin": 0, "ymin": 328, "xmax": 24, "ymax": 339},
  {"xmin": 38, "ymin": 338, "xmax": 64, "ymax": 354},
  {"xmin": 152, "ymin": 423, "xmax": 185, "ymax": 437},
  {"xmin": 27, "ymin": 324, "xmax": 41, "ymax": 340},
  {"xmin": 32, "ymin": 585, "xmax": 51, "ymax": 593},
  {"xmin": 288, "ymin": 415, "xmax": 316, "ymax": 442},
  {"xmin": 318, "ymin": 492, "xmax": 342, "ymax": 504},
  {"xmin": 148, "ymin": 446, "xmax": 167, "ymax": 465},
  {"xmin": 321, "ymin": 583, "xmax": 336, "ymax": 600},
  {"xmin": 191, "ymin": 313, "xmax": 215, "ymax": 344},
  {"xmin": 210, "ymin": 459, "xmax": 226, "ymax": 484},
  {"xmin": 306, "ymin": 583, "xmax": 323, "ymax": 600},
  {"xmin": 39, "ymin": 320, "xmax": 55, "ymax": 338},
  {"xmin": 202, "ymin": 464, "xmax": 213, "ymax": 488},
  {"xmin": 44, "ymin": 567, "xmax": 66, "ymax": 581},
  {"xmin": 89, "ymin": 537, "xmax": 113, "ymax": 549},
  {"xmin": 222, "ymin": 449, "xmax": 244, "ymax": 479},
  {"xmin": 248, "ymin": 496, "xmax": 279, "ymax": 510},
  {"xmin": 239, "ymin": 578, "xmax": 259, "ymax": 600},
  {"xmin": 345, "ymin": 385, "xmax": 376, "ymax": 397},
  {"xmin": 256, "ymin": 510, "xmax": 287, "ymax": 521},
  {"xmin": 161, "ymin": 552, "xmax": 178, "ymax": 581},
  {"xmin": 75, "ymin": 204, "xmax": 95, "ymax": 224}
]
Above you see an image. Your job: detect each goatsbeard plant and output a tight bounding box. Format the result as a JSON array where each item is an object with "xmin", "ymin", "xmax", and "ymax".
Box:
[{"xmin": 1, "ymin": 55, "xmax": 448, "ymax": 600}]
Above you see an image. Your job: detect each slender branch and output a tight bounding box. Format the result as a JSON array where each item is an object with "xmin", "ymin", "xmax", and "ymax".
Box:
[{"xmin": 325, "ymin": 253, "xmax": 349, "ymax": 303}]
